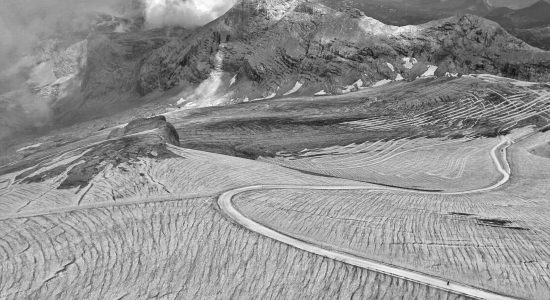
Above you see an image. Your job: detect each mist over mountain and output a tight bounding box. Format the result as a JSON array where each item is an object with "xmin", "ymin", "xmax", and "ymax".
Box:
[
  {"xmin": 143, "ymin": 0, "xmax": 238, "ymax": 28},
  {"xmin": 0, "ymin": 0, "xmax": 236, "ymax": 80},
  {"xmin": 0, "ymin": 0, "xmax": 237, "ymax": 143}
]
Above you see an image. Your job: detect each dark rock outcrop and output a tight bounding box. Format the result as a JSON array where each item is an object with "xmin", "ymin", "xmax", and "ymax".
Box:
[{"xmin": 108, "ymin": 115, "xmax": 180, "ymax": 147}]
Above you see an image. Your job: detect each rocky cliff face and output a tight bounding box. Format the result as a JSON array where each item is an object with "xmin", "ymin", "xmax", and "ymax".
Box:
[{"xmin": 134, "ymin": 0, "xmax": 550, "ymax": 106}]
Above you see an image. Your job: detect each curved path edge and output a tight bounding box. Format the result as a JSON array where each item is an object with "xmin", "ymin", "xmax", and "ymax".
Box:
[{"xmin": 218, "ymin": 137, "xmax": 519, "ymax": 300}]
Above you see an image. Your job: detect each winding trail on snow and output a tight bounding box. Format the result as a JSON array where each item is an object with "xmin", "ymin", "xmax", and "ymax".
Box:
[{"xmin": 218, "ymin": 136, "xmax": 518, "ymax": 300}]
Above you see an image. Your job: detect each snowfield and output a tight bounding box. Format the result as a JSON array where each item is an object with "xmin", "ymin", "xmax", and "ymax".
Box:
[{"xmin": 1, "ymin": 73, "xmax": 549, "ymax": 299}]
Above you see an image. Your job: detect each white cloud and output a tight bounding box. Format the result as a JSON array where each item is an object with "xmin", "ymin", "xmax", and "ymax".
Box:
[{"xmin": 143, "ymin": 0, "xmax": 237, "ymax": 28}]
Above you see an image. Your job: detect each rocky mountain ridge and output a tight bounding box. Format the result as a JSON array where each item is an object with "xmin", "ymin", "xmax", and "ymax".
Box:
[
  {"xmin": 324, "ymin": 0, "xmax": 550, "ymax": 50},
  {"xmin": 134, "ymin": 0, "xmax": 550, "ymax": 107},
  {"xmin": 485, "ymin": 0, "xmax": 550, "ymax": 49},
  {"xmin": 487, "ymin": 0, "xmax": 550, "ymax": 29}
]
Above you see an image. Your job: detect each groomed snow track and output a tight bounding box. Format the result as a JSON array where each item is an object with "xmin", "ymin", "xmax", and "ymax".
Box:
[{"xmin": 218, "ymin": 137, "xmax": 518, "ymax": 300}]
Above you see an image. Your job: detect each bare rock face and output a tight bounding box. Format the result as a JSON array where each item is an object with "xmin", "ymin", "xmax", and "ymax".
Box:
[{"xmin": 108, "ymin": 115, "xmax": 180, "ymax": 147}]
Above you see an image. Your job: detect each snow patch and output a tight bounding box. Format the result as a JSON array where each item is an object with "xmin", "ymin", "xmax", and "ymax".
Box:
[
  {"xmin": 421, "ymin": 65, "xmax": 438, "ymax": 77},
  {"xmin": 402, "ymin": 57, "xmax": 417, "ymax": 69},
  {"xmin": 283, "ymin": 81, "xmax": 303, "ymax": 96},
  {"xmin": 253, "ymin": 92, "xmax": 277, "ymax": 101},
  {"xmin": 315, "ymin": 90, "xmax": 328, "ymax": 96},
  {"xmin": 26, "ymin": 149, "xmax": 91, "ymax": 179},
  {"xmin": 229, "ymin": 74, "xmax": 237, "ymax": 87},
  {"xmin": 183, "ymin": 102, "xmax": 198, "ymax": 109},
  {"xmin": 445, "ymin": 72, "xmax": 459, "ymax": 77},
  {"xmin": 395, "ymin": 74, "xmax": 404, "ymax": 81},
  {"xmin": 176, "ymin": 50, "xmax": 227, "ymax": 108},
  {"xmin": 17, "ymin": 143, "xmax": 42, "ymax": 152},
  {"xmin": 511, "ymin": 80, "xmax": 538, "ymax": 87},
  {"xmin": 386, "ymin": 62, "xmax": 395, "ymax": 72},
  {"xmin": 373, "ymin": 79, "xmax": 392, "ymax": 87},
  {"xmin": 52, "ymin": 75, "xmax": 74, "ymax": 86}
]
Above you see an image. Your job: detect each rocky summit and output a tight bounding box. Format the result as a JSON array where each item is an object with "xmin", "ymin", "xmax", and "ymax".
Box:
[{"xmin": 108, "ymin": 115, "xmax": 180, "ymax": 147}]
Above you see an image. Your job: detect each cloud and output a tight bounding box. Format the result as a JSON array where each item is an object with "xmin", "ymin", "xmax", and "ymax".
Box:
[
  {"xmin": 0, "ymin": 0, "xmax": 134, "ymax": 144},
  {"xmin": 143, "ymin": 0, "xmax": 237, "ymax": 28},
  {"xmin": 0, "ymin": 0, "xmax": 236, "ymax": 79},
  {"xmin": 0, "ymin": 89, "xmax": 53, "ymax": 144},
  {"xmin": 0, "ymin": 0, "xmax": 108, "ymax": 83},
  {"xmin": 0, "ymin": 0, "xmax": 238, "ymax": 137}
]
